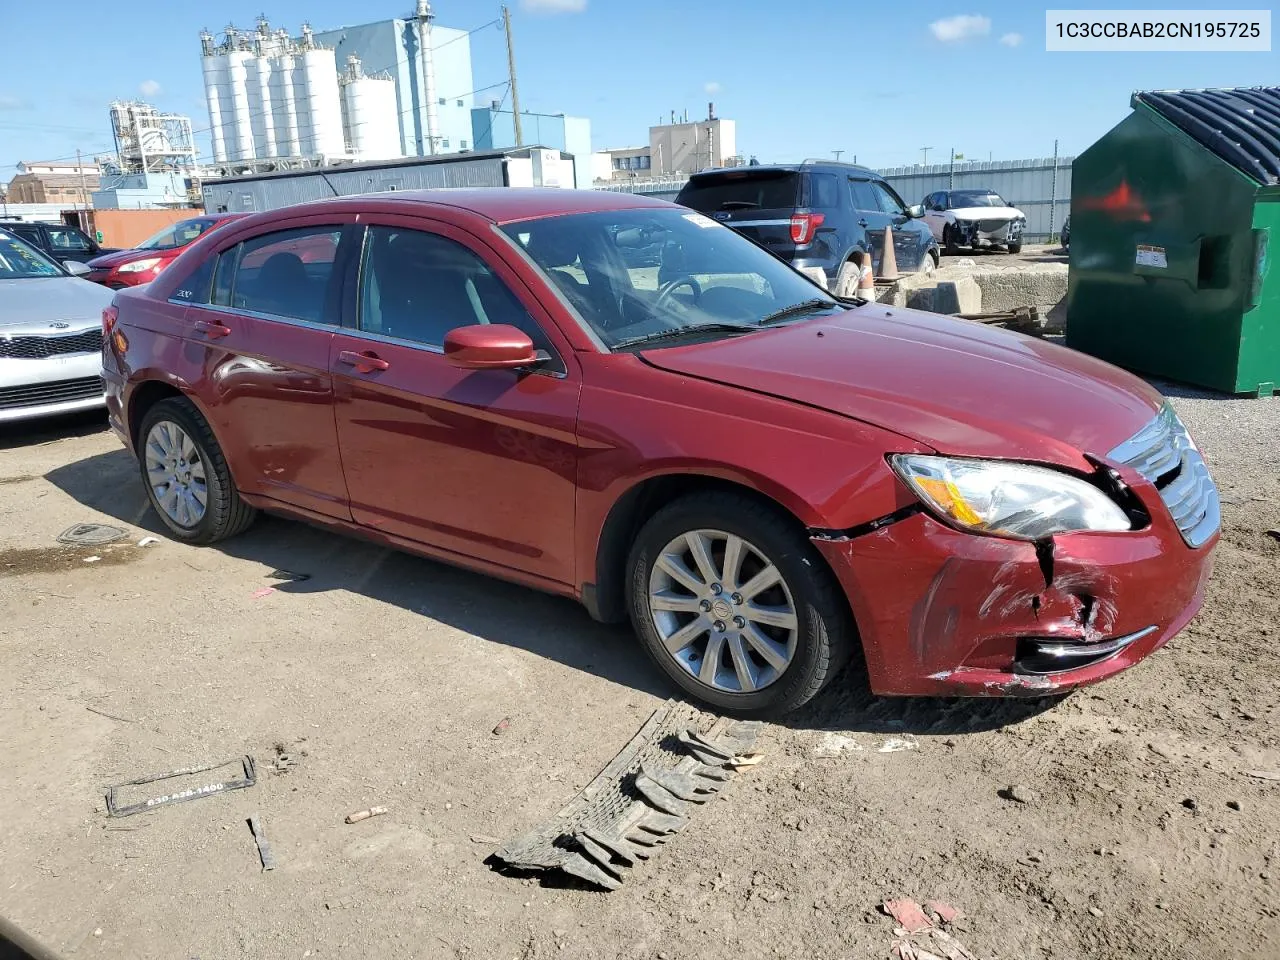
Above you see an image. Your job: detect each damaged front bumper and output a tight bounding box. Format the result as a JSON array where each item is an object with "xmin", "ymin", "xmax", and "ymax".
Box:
[
  {"xmin": 814, "ymin": 507, "xmax": 1215, "ymax": 697},
  {"xmin": 956, "ymin": 219, "xmax": 1023, "ymax": 248}
]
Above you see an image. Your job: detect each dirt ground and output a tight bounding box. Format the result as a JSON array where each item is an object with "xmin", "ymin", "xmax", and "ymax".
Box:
[{"xmin": 2, "ymin": 386, "xmax": 1278, "ymax": 960}]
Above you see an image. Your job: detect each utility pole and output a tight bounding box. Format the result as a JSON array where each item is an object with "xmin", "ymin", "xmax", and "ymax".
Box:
[
  {"xmin": 76, "ymin": 149, "xmax": 89, "ymax": 215},
  {"xmin": 502, "ymin": 5, "xmax": 523, "ymax": 147},
  {"xmin": 920, "ymin": 146, "xmax": 933, "ymax": 166},
  {"xmin": 1049, "ymin": 138, "xmax": 1060, "ymax": 240},
  {"xmin": 832, "ymin": 149, "xmax": 844, "ymax": 162}
]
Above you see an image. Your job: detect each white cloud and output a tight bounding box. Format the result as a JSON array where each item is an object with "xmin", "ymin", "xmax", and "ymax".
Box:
[
  {"xmin": 704, "ymin": 81, "xmax": 722, "ymax": 95},
  {"xmin": 999, "ymin": 32, "xmax": 1023, "ymax": 47},
  {"xmin": 519, "ymin": 0, "xmax": 586, "ymax": 12},
  {"xmin": 0, "ymin": 93, "xmax": 23, "ymax": 110},
  {"xmin": 929, "ymin": 14, "xmax": 992, "ymax": 43},
  {"xmin": 139, "ymin": 79, "xmax": 162, "ymax": 98}
]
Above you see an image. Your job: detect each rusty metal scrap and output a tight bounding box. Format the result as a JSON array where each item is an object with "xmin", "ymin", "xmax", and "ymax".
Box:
[
  {"xmin": 956, "ymin": 305, "xmax": 1045, "ymax": 334},
  {"xmin": 493, "ymin": 700, "xmax": 761, "ymax": 891}
]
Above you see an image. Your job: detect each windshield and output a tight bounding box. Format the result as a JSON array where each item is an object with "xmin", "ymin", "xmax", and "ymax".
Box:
[
  {"xmin": 950, "ymin": 191, "xmax": 1008, "ymax": 208},
  {"xmin": 137, "ymin": 218, "xmax": 219, "ymax": 251},
  {"xmin": 501, "ymin": 207, "xmax": 844, "ymax": 349},
  {"xmin": 0, "ymin": 231, "xmax": 65, "ymax": 279}
]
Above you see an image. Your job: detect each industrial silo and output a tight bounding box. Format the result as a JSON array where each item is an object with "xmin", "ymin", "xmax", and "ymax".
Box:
[
  {"xmin": 341, "ymin": 56, "xmax": 403, "ymax": 162},
  {"xmin": 199, "ymin": 31, "xmax": 229, "ymax": 163}
]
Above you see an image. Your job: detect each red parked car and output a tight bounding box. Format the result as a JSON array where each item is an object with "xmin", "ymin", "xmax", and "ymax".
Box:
[
  {"xmin": 83, "ymin": 214, "xmax": 243, "ymax": 288},
  {"xmin": 101, "ymin": 190, "xmax": 1219, "ymax": 717}
]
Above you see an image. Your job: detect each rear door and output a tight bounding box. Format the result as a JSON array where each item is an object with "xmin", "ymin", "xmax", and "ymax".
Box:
[
  {"xmin": 178, "ymin": 218, "xmax": 356, "ymax": 519},
  {"xmin": 677, "ymin": 169, "xmax": 802, "ymax": 259},
  {"xmin": 329, "ymin": 216, "xmax": 581, "ymax": 585},
  {"xmin": 922, "ymin": 192, "xmax": 948, "ymax": 239}
]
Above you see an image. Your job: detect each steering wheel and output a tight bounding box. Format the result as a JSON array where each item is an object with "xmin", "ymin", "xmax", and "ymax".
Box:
[{"xmin": 654, "ymin": 276, "xmax": 702, "ymax": 310}]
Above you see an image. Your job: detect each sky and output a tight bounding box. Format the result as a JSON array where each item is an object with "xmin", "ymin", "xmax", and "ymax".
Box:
[{"xmin": 0, "ymin": 0, "xmax": 1275, "ymax": 174}]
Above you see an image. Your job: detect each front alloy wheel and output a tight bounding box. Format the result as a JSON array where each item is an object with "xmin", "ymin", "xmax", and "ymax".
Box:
[{"xmin": 648, "ymin": 529, "xmax": 798, "ymax": 693}]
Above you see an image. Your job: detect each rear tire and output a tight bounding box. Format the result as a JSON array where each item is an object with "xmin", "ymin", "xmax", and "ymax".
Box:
[
  {"xmin": 626, "ymin": 492, "xmax": 855, "ymax": 718},
  {"xmin": 918, "ymin": 250, "xmax": 938, "ymax": 275},
  {"xmin": 136, "ymin": 397, "xmax": 256, "ymax": 545},
  {"xmin": 1007, "ymin": 242, "xmax": 1023, "ymax": 254}
]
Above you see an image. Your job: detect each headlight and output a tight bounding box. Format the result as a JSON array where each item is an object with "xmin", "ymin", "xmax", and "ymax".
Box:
[
  {"xmin": 118, "ymin": 258, "xmax": 162, "ymax": 273},
  {"xmin": 891, "ymin": 455, "xmax": 1131, "ymax": 540}
]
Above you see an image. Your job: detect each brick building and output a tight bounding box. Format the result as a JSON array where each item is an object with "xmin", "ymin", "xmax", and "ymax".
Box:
[{"xmin": 6, "ymin": 160, "xmax": 100, "ymax": 205}]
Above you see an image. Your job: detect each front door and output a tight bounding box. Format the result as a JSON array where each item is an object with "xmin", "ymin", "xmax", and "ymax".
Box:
[
  {"xmin": 330, "ymin": 218, "xmax": 580, "ymax": 586},
  {"xmin": 44, "ymin": 225, "xmax": 98, "ymax": 263},
  {"xmin": 869, "ymin": 180, "xmax": 928, "ymax": 271},
  {"xmin": 922, "ymin": 192, "xmax": 949, "ymax": 240},
  {"xmin": 181, "ymin": 219, "xmax": 355, "ymax": 519}
]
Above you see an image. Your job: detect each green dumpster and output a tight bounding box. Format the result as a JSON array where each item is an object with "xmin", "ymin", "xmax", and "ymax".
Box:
[{"xmin": 1066, "ymin": 87, "xmax": 1279, "ymax": 397}]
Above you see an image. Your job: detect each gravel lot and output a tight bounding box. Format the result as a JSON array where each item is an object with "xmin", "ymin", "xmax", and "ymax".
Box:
[{"xmin": 1, "ymin": 371, "xmax": 1277, "ymax": 960}]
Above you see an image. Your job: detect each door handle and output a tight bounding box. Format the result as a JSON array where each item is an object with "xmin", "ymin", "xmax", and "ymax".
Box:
[
  {"xmin": 338, "ymin": 349, "xmax": 390, "ymax": 372},
  {"xmin": 193, "ymin": 318, "xmax": 232, "ymax": 339},
  {"xmin": 857, "ymin": 219, "xmax": 869, "ymax": 227}
]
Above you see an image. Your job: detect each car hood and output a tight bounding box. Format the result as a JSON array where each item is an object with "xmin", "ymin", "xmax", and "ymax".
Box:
[
  {"xmin": 86, "ymin": 248, "xmax": 167, "ymax": 269},
  {"xmin": 952, "ymin": 206, "xmax": 1023, "ymax": 221},
  {"xmin": 640, "ymin": 306, "xmax": 1163, "ymax": 467},
  {"xmin": 0, "ymin": 277, "xmax": 115, "ymax": 332}
]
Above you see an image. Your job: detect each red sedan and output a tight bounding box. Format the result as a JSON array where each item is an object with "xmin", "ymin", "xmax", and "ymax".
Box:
[
  {"xmin": 101, "ymin": 190, "xmax": 1218, "ymax": 717},
  {"xmin": 83, "ymin": 214, "xmax": 243, "ymax": 288}
]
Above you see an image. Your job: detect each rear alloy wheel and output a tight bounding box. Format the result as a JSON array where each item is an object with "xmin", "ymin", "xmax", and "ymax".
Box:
[
  {"xmin": 137, "ymin": 397, "xmax": 256, "ymax": 544},
  {"xmin": 627, "ymin": 493, "xmax": 854, "ymax": 717}
]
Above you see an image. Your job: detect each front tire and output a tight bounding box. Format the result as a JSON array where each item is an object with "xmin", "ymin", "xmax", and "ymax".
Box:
[
  {"xmin": 943, "ymin": 224, "xmax": 961, "ymax": 255},
  {"xmin": 136, "ymin": 397, "xmax": 256, "ymax": 544},
  {"xmin": 626, "ymin": 492, "xmax": 855, "ymax": 718},
  {"xmin": 1007, "ymin": 242, "xmax": 1023, "ymax": 254}
]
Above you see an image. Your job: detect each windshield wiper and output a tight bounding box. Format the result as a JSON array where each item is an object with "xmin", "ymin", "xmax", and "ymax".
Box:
[
  {"xmin": 614, "ymin": 322, "xmax": 759, "ymax": 350},
  {"xmin": 758, "ymin": 298, "xmax": 841, "ymax": 326}
]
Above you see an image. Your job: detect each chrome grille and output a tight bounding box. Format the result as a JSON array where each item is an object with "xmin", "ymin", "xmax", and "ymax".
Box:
[
  {"xmin": 0, "ymin": 330, "xmax": 102, "ymax": 360},
  {"xmin": 1108, "ymin": 404, "xmax": 1220, "ymax": 548}
]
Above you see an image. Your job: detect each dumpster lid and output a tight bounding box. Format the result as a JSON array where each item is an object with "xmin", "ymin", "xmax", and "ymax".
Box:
[{"xmin": 1134, "ymin": 87, "xmax": 1280, "ymax": 186}]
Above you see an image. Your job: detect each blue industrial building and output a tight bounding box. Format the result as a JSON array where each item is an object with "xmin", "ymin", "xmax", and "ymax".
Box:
[
  {"xmin": 312, "ymin": 12, "xmax": 592, "ymax": 186},
  {"xmin": 470, "ymin": 105, "xmax": 592, "ymax": 188}
]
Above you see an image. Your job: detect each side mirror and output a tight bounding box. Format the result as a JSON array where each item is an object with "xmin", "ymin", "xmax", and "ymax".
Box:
[
  {"xmin": 64, "ymin": 260, "xmax": 91, "ymax": 276},
  {"xmin": 443, "ymin": 324, "xmax": 538, "ymax": 370},
  {"xmin": 906, "ymin": 204, "xmax": 925, "ymax": 219}
]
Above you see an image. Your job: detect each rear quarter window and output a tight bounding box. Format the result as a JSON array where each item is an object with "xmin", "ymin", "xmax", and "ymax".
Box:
[
  {"xmin": 171, "ymin": 255, "xmax": 216, "ymax": 304},
  {"xmin": 805, "ymin": 173, "xmax": 841, "ymax": 209},
  {"xmin": 678, "ymin": 173, "xmax": 801, "ymax": 213}
]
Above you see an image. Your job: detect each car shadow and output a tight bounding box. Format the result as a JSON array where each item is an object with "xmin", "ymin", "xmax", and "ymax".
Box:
[
  {"xmin": 0, "ymin": 409, "xmax": 109, "ymax": 451},
  {"xmin": 44, "ymin": 447, "xmax": 1060, "ymax": 736}
]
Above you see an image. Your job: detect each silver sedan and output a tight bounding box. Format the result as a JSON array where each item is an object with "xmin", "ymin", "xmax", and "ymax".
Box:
[{"xmin": 0, "ymin": 229, "xmax": 115, "ymax": 423}]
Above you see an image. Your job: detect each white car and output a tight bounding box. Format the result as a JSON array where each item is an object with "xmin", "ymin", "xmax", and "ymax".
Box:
[
  {"xmin": 921, "ymin": 189, "xmax": 1027, "ymax": 254},
  {"xmin": 0, "ymin": 229, "xmax": 114, "ymax": 423}
]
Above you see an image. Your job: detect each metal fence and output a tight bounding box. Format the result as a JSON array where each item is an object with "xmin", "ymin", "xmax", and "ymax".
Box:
[{"xmin": 591, "ymin": 155, "xmax": 1075, "ymax": 242}]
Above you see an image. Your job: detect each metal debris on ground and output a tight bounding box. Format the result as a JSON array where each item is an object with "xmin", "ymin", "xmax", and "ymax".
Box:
[
  {"xmin": 105, "ymin": 756, "xmax": 257, "ymax": 818},
  {"xmin": 956, "ymin": 305, "xmax": 1045, "ymax": 335},
  {"xmin": 345, "ymin": 805, "xmax": 388, "ymax": 824},
  {"xmin": 470, "ymin": 834, "xmax": 503, "ymax": 844},
  {"xmin": 881, "ymin": 897, "xmax": 978, "ymax": 960},
  {"xmin": 248, "ymin": 814, "xmax": 276, "ymax": 871},
  {"xmin": 137, "ymin": 536, "xmax": 160, "ymax": 547},
  {"xmin": 57, "ymin": 523, "xmax": 127, "ymax": 546},
  {"xmin": 493, "ymin": 699, "xmax": 762, "ymax": 891},
  {"xmin": 267, "ymin": 569, "xmax": 311, "ymax": 582}
]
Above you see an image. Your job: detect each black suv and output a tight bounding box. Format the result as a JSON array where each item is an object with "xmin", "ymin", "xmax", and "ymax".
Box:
[
  {"xmin": 0, "ymin": 220, "xmax": 116, "ymax": 266},
  {"xmin": 675, "ymin": 162, "xmax": 938, "ymax": 296}
]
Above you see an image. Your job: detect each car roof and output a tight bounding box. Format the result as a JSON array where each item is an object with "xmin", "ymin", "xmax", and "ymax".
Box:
[
  {"xmin": 687, "ymin": 161, "xmax": 878, "ymax": 180},
  {"xmin": 240, "ymin": 189, "xmax": 674, "ymax": 227}
]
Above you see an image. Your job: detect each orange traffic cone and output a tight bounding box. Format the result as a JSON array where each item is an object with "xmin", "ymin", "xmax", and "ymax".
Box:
[
  {"xmin": 856, "ymin": 251, "xmax": 875, "ymax": 298},
  {"xmin": 878, "ymin": 226, "xmax": 899, "ymax": 281}
]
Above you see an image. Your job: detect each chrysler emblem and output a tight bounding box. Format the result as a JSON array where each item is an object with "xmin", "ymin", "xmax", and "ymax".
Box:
[{"xmin": 49, "ymin": 321, "xmax": 70, "ymax": 330}]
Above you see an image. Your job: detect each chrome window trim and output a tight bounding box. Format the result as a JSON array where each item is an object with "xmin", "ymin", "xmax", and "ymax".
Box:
[{"xmin": 166, "ymin": 299, "xmax": 340, "ymax": 334}]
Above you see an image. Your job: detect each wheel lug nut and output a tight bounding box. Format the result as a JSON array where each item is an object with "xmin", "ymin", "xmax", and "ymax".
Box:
[
  {"xmin": 699, "ymin": 599, "xmax": 712, "ymax": 612},
  {"xmin": 731, "ymin": 593, "xmax": 743, "ymax": 604},
  {"xmin": 733, "ymin": 616, "xmax": 746, "ymax": 629},
  {"xmin": 713, "ymin": 620, "xmax": 726, "ymax": 632},
  {"xmin": 710, "ymin": 583, "xmax": 723, "ymax": 595}
]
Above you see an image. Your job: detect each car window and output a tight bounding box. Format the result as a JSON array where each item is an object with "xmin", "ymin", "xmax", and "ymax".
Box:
[
  {"xmin": 678, "ymin": 171, "xmax": 801, "ymax": 212},
  {"xmin": 871, "ymin": 182, "xmax": 906, "ymax": 216},
  {"xmin": 503, "ymin": 208, "xmax": 844, "ymax": 349},
  {"xmin": 46, "ymin": 226, "xmax": 93, "ymax": 252},
  {"xmin": 0, "ymin": 231, "xmax": 63, "ymax": 278},
  {"xmin": 805, "ymin": 173, "xmax": 840, "ymax": 209},
  {"xmin": 230, "ymin": 227, "xmax": 340, "ymax": 323},
  {"xmin": 172, "ymin": 254, "xmax": 216, "ymax": 304},
  {"xmin": 848, "ymin": 179, "xmax": 879, "ymax": 211},
  {"xmin": 212, "ymin": 246, "xmax": 239, "ymax": 306},
  {"xmin": 9, "ymin": 226, "xmax": 42, "ymax": 245},
  {"xmin": 358, "ymin": 226, "xmax": 552, "ymax": 353}
]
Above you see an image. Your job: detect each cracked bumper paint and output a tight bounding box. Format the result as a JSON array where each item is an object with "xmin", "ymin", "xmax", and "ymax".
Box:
[{"xmin": 815, "ymin": 508, "xmax": 1215, "ymax": 697}]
